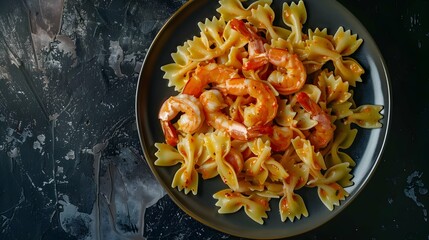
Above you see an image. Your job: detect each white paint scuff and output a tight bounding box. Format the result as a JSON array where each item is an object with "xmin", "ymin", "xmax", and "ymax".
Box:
[
  {"xmin": 65, "ymin": 150, "xmax": 75, "ymax": 160},
  {"xmin": 108, "ymin": 41, "xmax": 125, "ymax": 78},
  {"xmin": 404, "ymin": 171, "xmax": 428, "ymax": 222}
]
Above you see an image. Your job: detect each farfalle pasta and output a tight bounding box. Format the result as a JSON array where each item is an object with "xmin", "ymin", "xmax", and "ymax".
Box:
[{"xmin": 155, "ymin": 0, "xmax": 383, "ymax": 224}]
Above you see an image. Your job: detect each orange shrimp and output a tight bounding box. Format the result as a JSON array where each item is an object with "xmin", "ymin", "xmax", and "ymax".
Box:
[
  {"xmin": 230, "ymin": 19, "xmax": 268, "ymax": 70},
  {"xmin": 225, "ymin": 148, "xmax": 244, "ymax": 174},
  {"xmin": 267, "ymin": 48, "xmax": 307, "ymax": 95},
  {"xmin": 296, "ymin": 92, "xmax": 335, "ymax": 149},
  {"xmin": 269, "ymin": 125, "xmax": 293, "ymax": 152},
  {"xmin": 182, "ymin": 63, "xmax": 240, "ymax": 97},
  {"xmin": 215, "ymin": 78, "xmax": 278, "ymax": 127},
  {"xmin": 158, "ymin": 94, "xmax": 205, "ymax": 146},
  {"xmin": 199, "ymin": 90, "xmax": 272, "ymax": 141},
  {"xmin": 230, "ymin": 19, "xmax": 306, "ymax": 95}
]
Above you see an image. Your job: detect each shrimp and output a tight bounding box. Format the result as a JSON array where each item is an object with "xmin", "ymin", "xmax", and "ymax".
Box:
[
  {"xmin": 225, "ymin": 148, "xmax": 244, "ymax": 174},
  {"xmin": 269, "ymin": 125, "xmax": 293, "ymax": 152},
  {"xmin": 296, "ymin": 92, "xmax": 335, "ymax": 149},
  {"xmin": 267, "ymin": 48, "xmax": 307, "ymax": 95},
  {"xmin": 199, "ymin": 90, "xmax": 272, "ymax": 141},
  {"xmin": 230, "ymin": 19, "xmax": 306, "ymax": 95},
  {"xmin": 182, "ymin": 63, "xmax": 240, "ymax": 97},
  {"xmin": 230, "ymin": 19, "xmax": 268, "ymax": 70},
  {"xmin": 215, "ymin": 78, "xmax": 278, "ymax": 127},
  {"xmin": 158, "ymin": 94, "xmax": 205, "ymax": 146}
]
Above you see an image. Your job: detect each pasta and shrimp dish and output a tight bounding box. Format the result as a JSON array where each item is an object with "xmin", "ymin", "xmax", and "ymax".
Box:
[{"xmin": 153, "ymin": 0, "xmax": 383, "ymax": 224}]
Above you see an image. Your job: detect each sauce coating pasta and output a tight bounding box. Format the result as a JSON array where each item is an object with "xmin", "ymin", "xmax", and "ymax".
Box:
[{"xmin": 154, "ymin": 0, "xmax": 383, "ymax": 224}]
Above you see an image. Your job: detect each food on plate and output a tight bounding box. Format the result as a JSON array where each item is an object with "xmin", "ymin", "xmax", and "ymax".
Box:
[{"xmin": 154, "ymin": 0, "xmax": 383, "ymax": 224}]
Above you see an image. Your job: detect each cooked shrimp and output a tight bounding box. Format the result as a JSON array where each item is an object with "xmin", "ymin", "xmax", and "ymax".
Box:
[
  {"xmin": 215, "ymin": 78, "xmax": 278, "ymax": 127},
  {"xmin": 230, "ymin": 19, "xmax": 268, "ymax": 70},
  {"xmin": 199, "ymin": 90, "xmax": 272, "ymax": 141},
  {"xmin": 225, "ymin": 148, "xmax": 244, "ymax": 174},
  {"xmin": 267, "ymin": 48, "xmax": 307, "ymax": 95},
  {"xmin": 230, "ymin": 19, "xmax": 306, "ymax": 95},
  {"xmin": 182, "ymin": 63, "xmax": 240, "ymax": 97},
  {"xmin": 269, "ymin": 125, "xmax": 293, "ymax": 152},
  {"xmin": 159, "ymin": 94, "xmax": 205, "ymax": 146},
  {"xmin": 296, "ymin": 92, "xmax": 335, "ymax": 149}
]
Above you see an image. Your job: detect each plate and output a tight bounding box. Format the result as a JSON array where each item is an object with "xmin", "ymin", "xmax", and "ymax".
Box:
[{"xmin": 135, "ymin": 0, "xmax": 391, "ymax": 238}]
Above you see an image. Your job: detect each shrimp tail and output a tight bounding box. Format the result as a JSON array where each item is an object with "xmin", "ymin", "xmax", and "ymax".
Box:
[
  {"xmin": 230, "ymin": 18, "xmax": 260, "ymax": 41},
  {"xmin": 182, "ymin": 76, "xmax": 205, "ymax": 97},
  {"xmin": 160, "ymin": 121, "xmax": 179, "ymax": 146},
  {"xmin": 227, "ymin": 124, "xmax": 272, "ymax": 141},
  {"xmin": 296, "ymin": 92, "xmax": 335, "ymax": 149},
  {"xmin": 243, "ymin": 53, "xmax": 269, "ymax": 70},
  {"xmin": 230, "ymin": 19, "xmax": 268, "ymax": 70},
  {"xmin": 247, "ymin": 125, "xmax": 274, "ymax": 139},
  {"xmin": 296, "ymin": 92, "xmax": 318, "ymax": 114}
]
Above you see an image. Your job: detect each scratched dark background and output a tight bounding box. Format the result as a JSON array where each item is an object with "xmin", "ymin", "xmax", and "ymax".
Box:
[{"xmin": 0, "ymin": 0, "xmax": 428, "ymax": 239}]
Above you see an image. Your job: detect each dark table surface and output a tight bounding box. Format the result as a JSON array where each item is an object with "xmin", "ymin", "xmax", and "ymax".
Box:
[{"xmin": 0, "ymin": 0, "xmax": 428, "ymax": 239}]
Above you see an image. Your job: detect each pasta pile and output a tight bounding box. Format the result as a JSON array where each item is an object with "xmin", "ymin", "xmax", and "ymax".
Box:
[{"xmin": 154, "ymin": 0, "xmax": 383, "ymax": 224}]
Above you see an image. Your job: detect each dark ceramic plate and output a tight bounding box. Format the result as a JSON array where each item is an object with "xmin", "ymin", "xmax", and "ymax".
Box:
[{"xmin": 135, "ymin": 0, "xmax": 391, "ymax": 238}]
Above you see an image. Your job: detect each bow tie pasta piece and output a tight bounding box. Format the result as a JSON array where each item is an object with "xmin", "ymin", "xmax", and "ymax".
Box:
[
  {"xmin": 305, "ymin": 34, "xmax": 365, "ymax": 87},
  {"xmin": 317, "ymin": 182, "xmax": 350, "ymax": 211},
  {"xmin": 331, "ymin": 101, "xmax": 354, "ymax": 119},
  {"xmin": 161, "ymin": 42, "xmax": 199, "ymax": 91},
  {"xmin": 198, "ymin": 17, "xmax": 226, "ymax": 51},
  {"xmin": 278, "ymin": 169, "xmax": 309, "ymax": 222},
  {"xmin": 307, "ymin": 162, "xmax": 353, "ymax": 187},
  {"xmin": 217, "ymin": 46, "xmax": 247, "ymax": 69},
  {"xmin": 187, "ymin": 17, "xmax": 249, "ymax": 62},
  {"xmin": 194, "ymin": 133, "xmax": 219, "ymax": 180},
  {"xmin": 279, "ymin": 189, "xmax": 308, "ymax": 222},
  {"xmin": 222, "ymin": 21, "xmax": 250, "ymax": 56},
  {"xmin": 278, "ymin": 147, "xmax": 311, "ymax": 190},
  {"xmin": 294, "ymin": 108, "xmax": 318, "ymax": 130},
  {"xmin": 216, "ymin": 0, "xmax": 272, "ymax": 22},
  {"xmin": 257, "ymin": 181, "xmax": 284, "ymax": 198},
  {"xmin": 213, "ymin": 189, "xmax": 271, "ymax": 224},
  {"xmin": 270, "ymin": 36, "xmax": 294, "ymax": 52},
  {"xmin": 331, "ymin": 162, "xmax": 354, "ymax": 188},
  {"xmin": 300, "ymin": 84, "xmax": 322, "ymax": 103},
  {"xmin": 155, "ymin": 134, "xmax": 203, "ymax": 195},
  {"xmin": 345, "ymin": 105, "xmax": 384, "ymax": 128},
  {"xmin": 173, "ymin": 134, "xmax": 204, "ymax": 195},
  {"xmin": 245, "ymin": 138, "xmax": 290, "ymax": 184},
  {"xmin": 282, "ymin": 0, "xmax": 307, "ymax": 44},
  {"xmin": 265, "ymin": 158, "xmax": 289, "ymax": 182},
  {"xmin": 319, "ymin": 70, "xmax": 352, "ymax": 105},
  {"xmin": 204, "ymin": 131, "xmax": 240, "ymax": 191},
  {"xmin": 288, "ymin": 162, "xmax": 310, "ymax": 191},
  {"xmin": 292, "ymin": 137, "xmax": 327, "ymax": 173},
  {"xmin": 247, "ymin": 4, "xmax": 281, "ymax": 41},
  {"xmin": 306, "ymin": 35, "xmax": 340, "ymax": 63},
  {"xmin": 308, "ymin": 28, "xmax": 329, "ymax": 40},
  {"xmin": 297, "ymin": 28, "xmax": 327, "ymax": 73},
  {"xmin": 324, "ymin": 121, "xmax": 358, "ymax": 168},
  {"xmin": 275, "ymin": 99, "xmax": 297, "ymax": 127},
  {"xmin": 333, "ymin": 57, "xmax": 365, "ymax": 87},
  {"xmin": 154, "ymin": 142, "xmax": 184, "ymax": 167},
  {"xmin": 333, "ymin": 27, "xmax": 363, "ymax": 57},
  {"xmin": 186, "ymin": 17, "xmax": 226, "ymax": 62},
  {"xmin": 244, "ymin": 138, "xmax": 272, "ymax": 186},
  {"xmin": 171, "ymin": 164, "xmax": 199, "ymax": 195}
]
